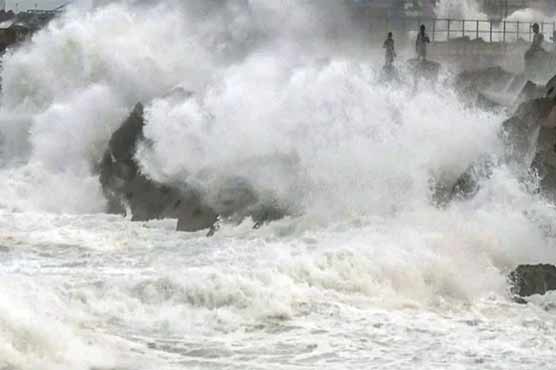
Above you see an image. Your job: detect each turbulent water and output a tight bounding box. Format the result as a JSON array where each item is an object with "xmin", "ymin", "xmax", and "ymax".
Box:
[{"xmin": 1, "ymin": 1, "xmax": 556, "ymax": 369}]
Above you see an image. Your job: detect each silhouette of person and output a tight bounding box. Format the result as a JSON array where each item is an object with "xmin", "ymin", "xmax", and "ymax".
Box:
[
  {"xmin": 383, "ymin": 32, "xmax": 396, "ymax": 67},
  {"xmin": 416, "ymin": 24, "xmax": 430, "ymax": 61}
]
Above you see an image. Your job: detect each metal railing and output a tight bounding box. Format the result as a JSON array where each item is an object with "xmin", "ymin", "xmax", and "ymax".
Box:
[
  {"xmin": 385, "ymin": 17, "xmax": 556, "ymax": 43},
  {"xmin": 25, "ymin": 9, "xmax": 61, "ymax": 15}
]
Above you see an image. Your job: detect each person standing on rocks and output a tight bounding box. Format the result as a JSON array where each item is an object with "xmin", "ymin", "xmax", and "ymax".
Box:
[
  {"xmin": 416, "ymin": 24, "xmax": 430, "ymax": 61},
  {"xmin": 383, "ymin": 32, "xmax": 396, "ymax": 67},
  {"xmin": 525, "ymin": 23, "xmax": 545, "ymax": 60}
]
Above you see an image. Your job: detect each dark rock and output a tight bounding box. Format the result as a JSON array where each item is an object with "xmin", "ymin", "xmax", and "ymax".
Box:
[
  {"xmin": 451, "ymin": 159, "xmax": 494, "ymax": 200},
  {"xmin": 454, "ymin": 66, "xmax": 516, "ymax": 101},
  {"xmin": 524, "ymin": 49, "xmax": 556, "ymax": 84},
  {"xmin": 509, "ymin": 264, "xmax": 556, "ymax": 297},
  {"xmin": 512, "ymin": 296, "xmax": 529, "ymax": 305},
  {"xmin": 433, "ymin": 91, "xmax": 556, "ymax": 206},
  {"xmin": 502, "ymin": 98, "xmax": 556, "ymax": 161},
  {"xmin": 504, "ymin": 97, "xmax": 556, "ymax": 199},
  {"xmin": 108, "ymin": 103, "xmax": 144, "ymax": 163},
  {"xmin": 99, "ymin": 102, "xmax": 289, "ymax": 233},
  {"xmin": 0, "ymin": 10, "xmax": 59, "ymax": 53},
  {"xmin": 530, "ymin": 126, "xmax": 556, "ymax": 202},
  {"xmin": 431, "ymin": 157, "xmax": 494, "ymax": 206},
  {"xmin": 476, "ymin": 92, "xmax": 504, "ymax": 111},
  {"xmin": 514, "ymin": 80, "xmax": 545, "ymax": 104},
  {"xmin": 546, "ymin": 74, "xmax": 556, "ymax": 99},
  {"xmin": 100, "ymin": 103, "xmax": 217, "ymax": 232},
  {"xmin": 455, "ymin": 66, "xmax": 515, "ymax": 93}
]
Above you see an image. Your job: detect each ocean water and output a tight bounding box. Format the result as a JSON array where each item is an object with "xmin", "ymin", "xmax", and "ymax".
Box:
[{"xmin": 1, "ymin": 1, "xmax": 556, "ymax": 369}]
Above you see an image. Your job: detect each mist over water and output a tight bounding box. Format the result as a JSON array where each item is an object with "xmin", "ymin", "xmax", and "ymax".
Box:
[
  {"xmin": 0, "ymin": 0, "xmax": 504, "ymax": 215},
  {"xmin": 435, "ymin": 0, "xmax": 487, "ymax": 19},
  {"xmin": 0, "ymin": 1, "xmax": 556, "ymax": 369}
]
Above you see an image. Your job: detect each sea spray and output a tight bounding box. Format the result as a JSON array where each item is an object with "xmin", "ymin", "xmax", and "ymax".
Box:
[{"xmin": 0, "ymin": 3, "xmax": 555, "ymax": 368}]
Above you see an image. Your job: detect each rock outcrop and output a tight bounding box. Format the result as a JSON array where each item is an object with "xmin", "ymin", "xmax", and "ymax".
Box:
[
  {"xmin": 0, "ymin": 10, "xmax": 59, "ymax": 53},
  {"xmin": 453, "ymin": 66, "xmax": 527, "ymax": 109},
  {"xmin": 505, "ymin": 95, "xmax": 556, "ymax": 201},
  {"xmin": 455, "ymin": 66, "xmax": 516, "ymax": 96},
  {"xmin": 99, "ymin": 102, "xmax": 289, "ymax": 233},
  {"xmin": 439, "ymin": 74, "xmax": 556, "ymax": 204},
  {"xmin": 509, "ymin": 264, "xmax": 556, "ymax": 298},
  {"xmin": 524, "ymin": 49, "xmax": 556, "ymax": 84},
  {"xmin": 514, "ymin": 80, "xmax": 546, "ymax": 104},
  {"xmin": 99, "ymin": 103, "xmax": 218, "ymax": 232}
]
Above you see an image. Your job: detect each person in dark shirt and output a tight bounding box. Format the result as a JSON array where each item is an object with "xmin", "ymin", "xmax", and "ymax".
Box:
[{"xmin": 383, "ymin": 32, "xmax": 396, "ymax": 67}]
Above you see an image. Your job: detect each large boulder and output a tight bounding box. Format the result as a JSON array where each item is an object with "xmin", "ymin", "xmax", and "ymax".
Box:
[
  {"xmin": 506, "ymin": 96, "xmax": 556, "ymax": 200},
  {"xmin": 514, "ymin": 80, "xmax": 546, "ymax": 104},
  {"xmin": 502, "ymin": 97, "xmax": 556, "ymax": 163},
  {"xmin": 99, "ymin": 103, "xmax": 218, "ymax": 232},
  {"xmin": 435, "ymin": 87, "xmax": 556, "ymax": 204},
  {"xmin": 524, "ymin": 49, "xmax": 556, "ymax": 84},
  {"xmin": 99, "ymin": 102, "xmax": 289, "ymax": 233},
  {"xmin": 454, "ymin": 66, "xmax": 516, "ymax": 95},
  {"xmin": 509, "ymin": 264, "xmax": 556, "ymax": 298},
  {"xmin": 453, "ymin": 66, "xmax": 518, "ymax": 106}
]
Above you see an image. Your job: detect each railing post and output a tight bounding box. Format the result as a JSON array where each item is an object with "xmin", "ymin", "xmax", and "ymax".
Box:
[
  {"xmin": 417, "ymin": 18, "xmax": 421, "ymax": 38},
  {"xmin": 528, "ymin": 22, "xmax": 532, "ymax": 41},
  {"xmin": 490, "ymin": 19, "xmax": 493, "ymax": 42},
  {"xmin": 517, "ymin": 21, "xmax": 520, "ymax": 40},
  {"xmin": 432, "ymin": 19, "xmax": 436, "ymax": 41},
  {"xmin": 462, "ymin": 20, "xmax": 465, "ymax": 38},
  {"xmin": 447, "ymin": 19, "xmax": 451, "ymax": 40},
  {"xmin": 503, "ymin": 21, "xmax": 506, "ymax": 43},
  {"xmin": 476, "ymin": 20, "xmax": 479, "ymax": 40}
]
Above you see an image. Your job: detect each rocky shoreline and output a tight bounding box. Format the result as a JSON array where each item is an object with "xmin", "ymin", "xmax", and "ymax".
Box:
[{"xmin": 94, "ymin": 58, "xmax": 556, "ymax": 299}]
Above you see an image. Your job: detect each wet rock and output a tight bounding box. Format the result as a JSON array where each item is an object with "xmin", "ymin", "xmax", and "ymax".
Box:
[
  {"xmin": 455, "ymin": 66, "xmax": 515, "ymax": 93},
  {"xmin": 431, "ymin": 157, "xmax": 494, "ymax": 206},
  {"xmin": 99, "ymin": 102, "xmax": 288, "ymax": 233},
  {"xmin": 451, "ymin": 159, "xmax": 494, "ymax": 200},
  {"xmin": 476, "ymin": 92, "xmax": 505, "ymax": 111},
  {"xmin": 434, "ymin": 91, "xmax": 556, "ymax": 206},
  {"xmin": 546, "ymin": 74, "xmax": 556, "ymax": 99},
  {"xmin": 515, "ymin": 80, "xmax": 545, "ymax": 104},
  {"xmin": 524, "ymin": 49, "xmax": 556, "ymax": 84},
  {"xmin": 502, "ymin": 98, "xmax": 556, "ymax": 158},
  {"xmin": 504, "ymin": 96, "xmax": 556, "ymax": 200},
  {"xmin": 99, "ymin": 103, "xmax": 217, "ymax": 232},
  {"xmin": 0, "ymin": 10, "xmax": 59, "ymax": 53},
  {"xmin": 509, "ymin": 264, "xmax": 556, "ymax": 298},
  {"xmin": 454, "ymin": 66, "xmax": 516, "ymax": 103}
]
